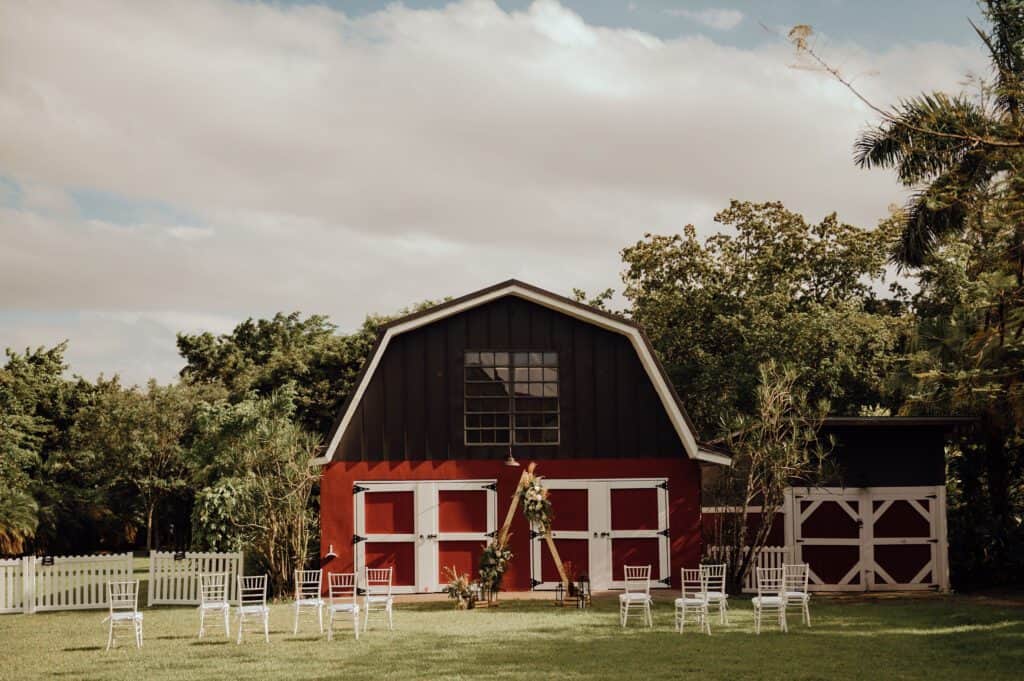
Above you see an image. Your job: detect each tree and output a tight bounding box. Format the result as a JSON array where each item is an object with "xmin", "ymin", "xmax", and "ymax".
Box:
[
  {"xmin": 0, "ymin": 344, "xmax": 68, "ymax": 553},
  {"xmin": 190, "ymin": 387, "xmax": 320, "ymax": 597},
  {"xmin": 67, "ymin": 380, "xmax": 211, "ymax": 550},
  {"xmin": 177, "ymin": 302, "xmax": 443, "ymax": 436},
  {"xmin": 793, "ymin": 1, "xmax": 1024, "ymax": 586},
  {"xmin": 704, "ymin": 362, "xmax": 829, "ymax": 593},
  {"xmin": 621, "ymin": 200, "xmax": 907, "ymax": 431}
]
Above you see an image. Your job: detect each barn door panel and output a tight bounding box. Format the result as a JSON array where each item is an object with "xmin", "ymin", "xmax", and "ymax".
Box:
[
  {"xmin": 432, "ymin": 482, "xmax": 497, "ymax": 591},
  {"xmin": 530, "ymin": 482, "xmax": 593, "ymax": 590},
  {"xmin": 793, "ymin": 489, "xmax": 865, "ymax": 591},
  {"xmin": 354, "ymin": 484, "xmax": 419, "ymax": 593},
  {"xmin": 606, "ymin": 481, "xmax": 670, "ymax": 589},
  {"xmin": 866, "ymin": 488, "xmax": 941, "ymax": 591}
]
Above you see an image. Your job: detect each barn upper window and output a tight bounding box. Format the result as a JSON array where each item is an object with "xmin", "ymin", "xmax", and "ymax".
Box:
[{"xmin": 464, "ymin": 351, "xmax": 559, "ymax": 446}]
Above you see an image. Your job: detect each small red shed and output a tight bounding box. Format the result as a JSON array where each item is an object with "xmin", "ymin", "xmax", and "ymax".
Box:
[{"xmin": 316, "ymin": 280, "xmax": 729, "ymax": 593}]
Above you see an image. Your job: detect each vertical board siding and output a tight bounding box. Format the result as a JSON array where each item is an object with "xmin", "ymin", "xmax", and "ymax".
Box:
[
  {"xmin": 147, "ymin": 551, "xmax": 243, "ymax": 606},
  {"xmin": 334, "ymin": 295, "xmax": 687, "ymax": 462}
]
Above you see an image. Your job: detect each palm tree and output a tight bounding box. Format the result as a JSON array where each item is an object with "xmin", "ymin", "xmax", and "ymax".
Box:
[
  {"xmin": 0, "ymin": 487, "xmax": 38, "ymax": 555},
  {"xmin": 852, "ymin": 0, "xmax": 1024, "ymax": 267}
]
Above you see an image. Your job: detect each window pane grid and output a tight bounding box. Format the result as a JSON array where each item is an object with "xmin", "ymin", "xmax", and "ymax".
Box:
[{"xmin": 465, "ymin": 350, "xmax": 559, "ymax": 446}]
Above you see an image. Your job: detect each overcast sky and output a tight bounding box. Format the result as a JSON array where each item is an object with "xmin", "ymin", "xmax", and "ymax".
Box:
[{"xmin": 1, "ymin": 0, "xmax": 987, "ymax": 385}]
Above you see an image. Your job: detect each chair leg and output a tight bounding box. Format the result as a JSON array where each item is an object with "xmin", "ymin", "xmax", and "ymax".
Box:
[
  {"xmin": 328, "ymin": 610, "xmax": 334, "ymax": 641},
  {"xmin": 263, "ymin": 613, "xmax": 269, "ymax": 643},
  {"xmin": 804, "ymin": 600, "xmax": 811, "ymax": 627},
  {"xmin": 236, "ymin": 614, "xmax": 243, "ymax": 644},
  {"xmin": 293, "ymin": 604, "xmax": 299, "ymax": 635},
  {"xmin": 106, "ymin": 621, "xmax": 114, "ymax": 651},
  {"xmin": 318, "ymin": 605, "xmax": 324, "ymax": 634},
  {"xmin": 754, "ymin": 606, "xmax": 760, "ymax": 635},
  {"xmin": 353, "ymin": 611, "xmax": 360, "ymax": 640},
  {"xmin": 386, "ymin": 604, "xmax": 393, "ymax": 631}
]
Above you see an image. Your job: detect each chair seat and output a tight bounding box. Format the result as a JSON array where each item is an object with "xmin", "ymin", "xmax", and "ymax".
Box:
[
  {"xmin": 110, "ymin": 611, "xmax": 143, "ymax": 622},
  {"xmin": 296, "ymin": 597, "xmax": 324, "ymax": 606},
  {"xmin": 365, "ymin": 595, "xmax": 393, "ymax": 604},
  {"xmin": 199, "ymin": 602, "xmax": 230, "ymax": 611},
  {"xmin": 785, "ymin": 591, "xmax": 809, "ymax": 601},
  {"xmin": 618, "ymin": 593, "xmax": 651, "ymax": 603},
  {"xmin": 674, "ymin": 597, "xmax": 707, "ymax": 607},
  {"xmin": 329, "ymin": 602, "xmax": 359, "ymax": 613},
  {"xmin": 705, "ymin": 590, "xmax": 728, "ymax": 602},
  {"xmin": 238, "ymin": 604, "xmax": 269, "ymax": 615},
  {"xmin": 752, "ymin": 596, "xmax": 784, "ymax": 607}
]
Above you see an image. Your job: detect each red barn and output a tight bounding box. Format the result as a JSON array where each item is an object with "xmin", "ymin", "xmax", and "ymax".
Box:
[{"xmin": 315, "ymin": 280, "xmax": 729, "ymax": 593}]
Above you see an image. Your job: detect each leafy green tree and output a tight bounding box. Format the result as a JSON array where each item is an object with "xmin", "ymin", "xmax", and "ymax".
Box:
[
  {"xmin": 705, "ymin": 362, "xmax": 829, "ymax": 593},
  {"xmin": 621, "ymin": 200, "xmax": 908, "ymax": 431},
  {"xmin": 189, "ymin": 387, "xmax": 320, "ymax": 596},
  {"xmin": 0, "ymin": 344, "xmax": 68, "ymax": 553},
  {"xmin": 66, "ymin": 380, "xmax": 214, "ymax": 550},
  {"xmin": 177, "ymin": 303, "xmax": 442, "ymax": 436}
]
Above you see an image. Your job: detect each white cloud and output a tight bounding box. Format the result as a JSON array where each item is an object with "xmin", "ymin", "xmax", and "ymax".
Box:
[
  {"xmin": 0, "ymin": 0, "xmax": 985, "ymax": 384},
  {"xmin": 666, "ymin": 8, "xmax": 744, "ymax": 31}
]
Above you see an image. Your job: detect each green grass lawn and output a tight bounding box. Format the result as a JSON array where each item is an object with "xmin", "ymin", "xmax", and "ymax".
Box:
[{"xmin": 1, "ymin": 586, "xmax": 1021, "ymax": 681}]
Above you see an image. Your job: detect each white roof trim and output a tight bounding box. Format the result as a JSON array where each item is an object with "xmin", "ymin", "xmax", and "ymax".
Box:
[{"xmin": 313, "ymin": 282, "xmax": 728, "ymax": 466}]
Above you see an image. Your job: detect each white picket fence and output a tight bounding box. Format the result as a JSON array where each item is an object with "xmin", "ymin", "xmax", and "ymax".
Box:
[
  {"xmin": 147, "ymin": 551, "xmax": 243, "ymax": 606},
  {"xmin": 0, "ymin": 558, "xmax": 26, "ymax": 613},
  {"xmin": 706, "ymin": 545, "xmax": 791, "ymax": 593},
  {"xmin": 0, "ymin": 553, "xmax": 134, "ymax": 614}
]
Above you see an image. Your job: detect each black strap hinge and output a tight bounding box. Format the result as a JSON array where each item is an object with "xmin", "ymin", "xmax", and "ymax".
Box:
[
  {"xmin": 353, "ymin": 484, "xmax": 369, "ymax": 494},
  {"xmin": 484, "ymin": 530, "xmax": 496, "ymax": 538},
  {"xmin": 352, "ymin": 534, "xmax": 367, "ymax": 544},
  {"xmin": 659, "ymin": 577, "xmax": 672, "ymax": 586},
  {"xmin": 530, "ymin": 578, "xmax": 542, "ymax": 589},
  {"xmin": 482, "ymin": 482, "xmax": 498, "ymax": 491},
  {"xmin": 658, "ymin": 528, "xmax": 670, "ymax": 538},
  {"xmin": 530, "ymin": 529, "xmax": 542, "ymax": 540},
  {"xmin": 657, "ymin": 481, "xmax": 669, "ymax": 491}
]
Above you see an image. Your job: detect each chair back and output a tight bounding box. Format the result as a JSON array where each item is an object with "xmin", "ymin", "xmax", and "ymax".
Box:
[
  {"xmin": 756, "ymin": 567, "xmax": 785, "ymax": 598},
  {"xmin": 364, "ymin": 567, "xmax": 393, "ymax": 598},
  {"xmin": 680, "ymin": 568, "xmax": 707, "ymax": 602},
  {"xmin": 700, "ymin": 562, "xmax": 727, "ymax": 593},
  {"xmin": 328, "ymin": 572, "xmax": 358, "ymax": 605},
  {"xmin": 200, "ymin": 572, "xmax": 230, "ymax": 606},
  {"xmin": 623, "ymin": 565, "xmax": 651, "ymax": 596},
  {"xmin": 107, "ymin": 580, "xmax": 139, "ymax": 614},
  {"xmin": 295, "ymin": 569, "xmax": 323, "ymax": 600},
  {"xmin": 783, "ymin": 563, "xmax": 809, "ymax": 594},
  {"xmin": 237, "ymin": 575, "xmax": 267, "ymax": 608}
]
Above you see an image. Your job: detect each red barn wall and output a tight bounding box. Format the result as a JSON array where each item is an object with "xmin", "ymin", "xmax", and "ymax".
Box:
[{"xmin": 321, "ymin": 456, "xmax": 702, "ymax": 591}]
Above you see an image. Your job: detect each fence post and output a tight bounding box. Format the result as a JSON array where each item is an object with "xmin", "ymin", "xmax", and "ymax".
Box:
[
  {"xmin": 22, "ymin": 556, "xmax": 34, "ymax": 615},
  {"xmin": 147, "ymin": 551, "xmax": 155, "ymax": 607}
]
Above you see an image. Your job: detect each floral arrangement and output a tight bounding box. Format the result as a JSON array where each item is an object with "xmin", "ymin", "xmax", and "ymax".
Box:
[
  {"xmin": 518, "ymin": 476, "xmax": 553, "ymax": 531},
  {"xmin": 443, "ymin": 565, "xmax": 474, "ymax": 609},
  {"xmin": 478, "ymin": 539, "xmax": 514, "ymax": 590}
]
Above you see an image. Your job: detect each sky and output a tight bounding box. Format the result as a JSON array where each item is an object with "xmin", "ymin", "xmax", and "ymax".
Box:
[{"xmin": 0, "ymin": 0, "xmax": 989, "ymax": 385}]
